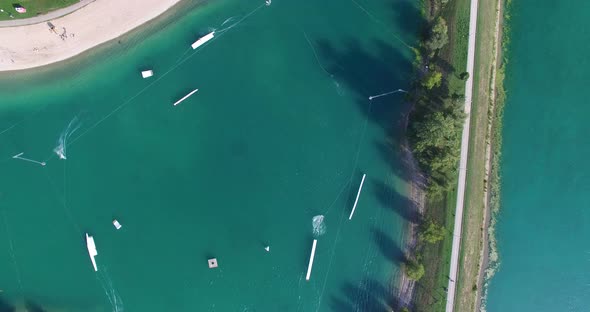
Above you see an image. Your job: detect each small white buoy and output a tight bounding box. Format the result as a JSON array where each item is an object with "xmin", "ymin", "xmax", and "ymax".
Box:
[
  {"xmin": 141, "ymin": 70, "xmax": 154, "ymax": 78},
  {"xmin": 264, "ymin": 246, "xmax": 270, "ymax": 252},
  {"xmin": 208, "ymin": 258, "xmax": 218, "ymax": 268},
  {"xmin": 112, "ymin": 219, "xmax": 122, "ymax": 230}
]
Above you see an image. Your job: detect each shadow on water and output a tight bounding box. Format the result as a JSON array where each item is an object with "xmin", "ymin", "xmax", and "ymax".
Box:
[
  {"xmin": 372, "ymin": 227, "xmax": 405, "ymax": 264},
  {"xmin": 314, "ymin": 36, "xmax": 423, "ymax": 189},
  {"xmin": 330, "ymin": 278, "xmax": 404, "ymax": 312},
  {"xmin": 24, "ymin": 301, "xmax": 46, "ymax": 312},
  {"xmin": 389, "ymin": 0, "xmax": 426, "ymax": 44},
  {"xmin": 371, "ymin": 178, "xmax": 421, "ymax": 223},
  {"xmin": 0, "ymin": 297, "xmax": 15, "ymax": 312},
  {"xmin": 316, "ymin": 38, "xmax": 411, "ymax": 131}
]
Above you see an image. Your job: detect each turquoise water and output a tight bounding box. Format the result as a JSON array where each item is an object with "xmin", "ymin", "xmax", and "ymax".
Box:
[
  {"xmin": 0, "ymin": 0, "xmax": 419, "ymax": 311},
  {"xmin": 487, "ymin": 1, "xmax": 590, "ymax": 311}
]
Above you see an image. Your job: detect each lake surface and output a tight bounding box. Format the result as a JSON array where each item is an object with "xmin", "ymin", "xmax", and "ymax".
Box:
[
  {"xmin": 486, "ymin": 1, "xmax": 590, "ymax": 311},
  {"xmin": 0, "ymin": 0, "xmax": 419, "ymax": 311}
]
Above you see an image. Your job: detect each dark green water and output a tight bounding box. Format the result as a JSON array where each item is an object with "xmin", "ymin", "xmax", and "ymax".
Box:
[
  {"xmin": 487, "ymin": 1, "xmax": 590, "ymax": 311},
  {"xmin": 0, "ymin": 0, "xmax": 419, "ymax": 311}
]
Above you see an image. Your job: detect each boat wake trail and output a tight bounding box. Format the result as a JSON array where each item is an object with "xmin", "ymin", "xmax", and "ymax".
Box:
[
  {"xmin": 54, "ymin": 116, "xmax": 81, "ymax": 160},
  {"xmin": 1, "ymin": 210, "xmax": 24, "ymax": 293},
  {"xmin": 312, "ymin": 215, "xmax": 326, "ymax": 237},
  {"xmin": 221, "ymin": 16, "xmax": 239, "ymax": 27},
  {"xmin": 98, "ymin": 267, "xmax": 124, "ymax": 312},
  {"xmin": 217, "ymin": 3, "xmax": 265, "ymax": 33}
]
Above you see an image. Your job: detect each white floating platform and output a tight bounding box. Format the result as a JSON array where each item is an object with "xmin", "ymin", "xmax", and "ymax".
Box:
[
  {"xmin": 113, "ymin": 219, "xmax": 122, "ymax": 230},
  {"xmin": 173, "ymin": 88, "xmax": 198, "ymax": 106},
  {"xmin": 141, "ymin": 70, "xmax": 154, "ymax": 78},
  {"xmin": 348, "ymin": 173, "xmax": 366, "ymax": 220},
  {"xmin": 85, "ymin": 233, "xmax": 98, "ymax": 272},
  {"xmin": 191, "ymin": 32, "xmax": 215, "ymax": 49},
  {"xmin": 208, "ymin": 258, "xmax": 218, "ymax": 268},
  {"xmin": 306, "ymin": 239, "xmax": 317, "ymax": 281}
]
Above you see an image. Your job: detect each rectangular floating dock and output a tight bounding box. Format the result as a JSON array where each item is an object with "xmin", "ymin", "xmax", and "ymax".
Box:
[
  {"xmin": 305, "ymin": 239, "xmax": 318, "ymax": 281},
  {"xmin": 85, "ymin": 233, "xmax": 98, "ymax": 272},
  {"xmin": 141, "ymin": 70, "xmax": 153, "ymax": 78},
  {"xmin": 348, "ymin": 173, "xmax": 366, "ymax": 220},
  {"xmin": 208, "ymin": 258, "xmax": 218, "ymax": 268},
  {"xmin": 173, "ymin": 88, "xmax": 198, "ymax": 106},
  {"xmin": 191, "ymin": 32, "xmax": 215, "ymax": 49}
]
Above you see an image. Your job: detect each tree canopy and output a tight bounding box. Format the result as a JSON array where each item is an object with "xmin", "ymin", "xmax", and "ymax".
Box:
[
  {"xmin": 425, "ymin": 17, "xmax": 449, "ymax": 53},
  {"xmin": 413, "ymin": 110, "xmax": 462, "ymax": 176},
  {"xmin": 403, "ymin": 259, "xmax": 425, "ymax": 281},
  {"xmin": 422, "ymin": 71, "xmax": 443, "ymax": 89},
  {"xmin": 419, "ymin": 219, "xmax": 446, "ymax": 243}
]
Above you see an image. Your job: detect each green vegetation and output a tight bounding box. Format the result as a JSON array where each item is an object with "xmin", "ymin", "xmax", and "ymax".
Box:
[
  {"xmin": 425, "ymin": 17, "xmax": 449, "ymax": 54},
  {"xmin": 422, "ymin": 71, "xmax": 443, "ymax": 89},
  {"xmin": 481, "ymin": 1, "xmax": 512, "ymax": 310},
  {"xmin": 408, "ymin": 6, "xmax": 465, "ymax": 196},
  {"xmin": 419, "ymin": 219, "xmax": 446, "ymax": 244},
  {"xmin": 403, "ymin": 259, "xmax": 426, "ymax": 281},
  {"xmin": 453, "ymin": 0, "xmax": 504, "ymax": 309},
  {"xmin": 405, "ymin": 0, "xmax": 473, "ymax": 310},
  {"xmin": 0, "ymin": 0, "xmax": 78, "ymax": 20},
  {"xmin": 407, "ymin": 0, "xmax": 505, "ymax": 308}
]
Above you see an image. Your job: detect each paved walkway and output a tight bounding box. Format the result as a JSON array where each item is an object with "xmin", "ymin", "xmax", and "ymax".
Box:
[
  {"xmin": 0, "ymin": 0, "xmax": 95, "ymax": 27},
  {"xmin": 445, "ymin": 0, "xmax": 479, "ymax": 310}
]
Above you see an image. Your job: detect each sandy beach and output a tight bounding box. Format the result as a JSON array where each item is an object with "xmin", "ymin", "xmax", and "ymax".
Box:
[{"xmin": 0, "ymin": 0, "xmax": 182, "ymax": 71}]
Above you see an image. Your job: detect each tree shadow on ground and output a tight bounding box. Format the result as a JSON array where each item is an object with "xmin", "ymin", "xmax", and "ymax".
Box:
[{"xmin": 371, "ymin": 178, "xmax": 422, "ymax": 223}]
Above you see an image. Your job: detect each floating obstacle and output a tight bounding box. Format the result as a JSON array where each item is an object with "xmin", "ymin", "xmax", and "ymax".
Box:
[
  {"xmin": 368, "ymin": 89, "xmax": 407, "ymax": 100},
  {"xmin": 348, "ymin": 174, "xmax": 366, "ymax": 220},
  {"xmin": 208, "ymin": 258, "xmax": 218, "ymax": 269},
  {"xmin": 112, "ymin": 219, "xmax": 122, "ymax": 230},
  {"xmin": 305, "ymin": 239, "xmax": 317, "ymax": 281},
  {"xmin": 191, "ymin": 32, "xmax": 215, "ymax": 49},
  {"xmin": 141, "ymin": 70, "xmax": 154, "ymax": 78},
  {"xmin": 12, "ymin": 152, "xmax": 46, "ymax": 166},
  {"xmin": 264, "ymin": 246, "xmax": 270, "ymax": 252},
  {"xmin": 173, "ymin": 89, "xmax": 198, "ymax": 106},
  {"xmin": 85, "ymin": 233, "xmax": 98, "ymax": 272}
]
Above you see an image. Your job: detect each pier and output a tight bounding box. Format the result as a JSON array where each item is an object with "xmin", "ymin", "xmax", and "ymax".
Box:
[{"xmin": 305, "ymin": 239, "xmax": 317, "ymax": 281}]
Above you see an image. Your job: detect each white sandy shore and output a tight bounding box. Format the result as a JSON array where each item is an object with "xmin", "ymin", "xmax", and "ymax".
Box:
[{"xmin": 0, "ymin": 0, "xmax": 182, "ymax": 72}]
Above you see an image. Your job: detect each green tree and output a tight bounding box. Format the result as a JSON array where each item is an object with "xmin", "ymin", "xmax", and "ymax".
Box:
[
  {"xmin": 413, "ymin": 111, "xmax": 462, "ymax": 176},
  {"xmin": 425, "ymin": 17, "xmax": 449, "ymax": 53},
  {"xmin": 400, "ymin": 308, "xmax": 410, "ymax": 312},
  {"xmin": 403, "ymin": 259, "xmax": 425, "ymax": 281},
  {"xmin": 419, "ymin": 219, "xmax": 446, "ymax": 243},
  {"xmin": 422, "ymin": 71, "xmax": 442, "ymax": 89},
  {"xmin": 459, "ymin": 71, "xmax": 470, "ymax": 81}
]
